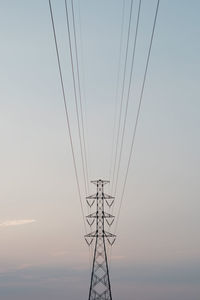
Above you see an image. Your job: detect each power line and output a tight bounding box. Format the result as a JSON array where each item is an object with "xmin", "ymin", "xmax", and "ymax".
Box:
[
  {"xmin": 64, "ymin": 0, "xmax": 88, "ymax": 196},
  {"xmin": 114, "ymin": 0, "xmax": 160, "ymax": 234},
  {"xmin": 113, "ymin": 0, "xmax": 142, "ymax": 197},
  {"xmin": 77, "ymin": 0, "xmax": 90, "ymax": 195},
  {"xmin": 48, "ymin": 0, "xmax": 87, "ymax": 234},
  {"xmin": 110, "ymin": 0, "xmax": 134, "ymax": 194},
  {"xmin": 71, "ymin": 0, "xmax": 92, "ymax": 262},
  {"xmin": 71, "ymin": 0, "xmax": 90, "ymax": 194},
  {"xmin": 108, "ymin": 0, "xmax": 125, "ymax": 186},
  {"xmin": 75, "ymin": 2, "xmax": 94, "ymax": 266}
]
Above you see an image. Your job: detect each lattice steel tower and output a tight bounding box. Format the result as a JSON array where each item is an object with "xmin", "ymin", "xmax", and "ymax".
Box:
[{"xmin": 85, "ymin": 179, "xmax": 116, "ymax": 300}]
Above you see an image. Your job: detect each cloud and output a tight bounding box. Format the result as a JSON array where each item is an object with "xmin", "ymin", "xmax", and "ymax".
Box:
[
  {"xmin": 0, "ymin": 219, "xmax": 36, "ymax": 228},
  {"xmin": 17, "ymin": 264, "xmax": 34, "ymax": 271}
]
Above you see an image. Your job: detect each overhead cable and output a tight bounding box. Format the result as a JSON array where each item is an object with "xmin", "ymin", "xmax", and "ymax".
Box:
[
  {"xmin": 77, "ymin": 1, "xmax": 90, "ymax": 195},
  {"xmin": 64, "ymin": 0, "xmax": 88, "ymax": 195},
  {"xmin": 113, "ymin": 0, "xmax": 142, "ymax": 196},
  {"xmin": 71, "ymin": 0, "xmax": 90, "ymax": 194},
  {"xmin": 110, "ymin": 0, "xmax": 134, "ymax": 194},
  {"xmin": 108, "ymin": 0, "xmax": 125, "ymax": 186},
  {"xmin": 114, "ymin": 0, "xmax": 160, "ymax": 234},
  {"xmin": 48, "ymin": 0, "xmax": 87, "ymax": 234}
]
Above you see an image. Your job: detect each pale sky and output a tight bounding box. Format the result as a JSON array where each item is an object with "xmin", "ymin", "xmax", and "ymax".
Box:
[{"xmin": 0, "ymin": 1, "xmax": 200, "ymax": 300}]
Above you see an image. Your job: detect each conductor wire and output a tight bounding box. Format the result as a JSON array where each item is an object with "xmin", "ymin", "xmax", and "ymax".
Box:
[
  {"xmin": 64, "ymin": 0, "xmax": 88, "ymax": 196},
  {"xmin": 114, "ymin": 0, "xmax": 160, "ymax": 235},
  {"xmin": 110, "ymin": 0, "xmax": 134, "ymax": 194},
  {"xmin": 71, "ymin": 0, "xmax": 90, "ymax": 194},
  {"xmin": 108, "ymin": 0, "xmax": 125, "ymax": 187},
  {"xmin": 113, "ymin": 0, "xmax": 141, "ymax": 197},
  {"xmin": 48, "ymin": 0, "xmax": 87, "ymax": 234}
]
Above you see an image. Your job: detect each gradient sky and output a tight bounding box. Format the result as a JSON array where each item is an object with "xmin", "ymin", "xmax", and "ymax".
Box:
[{"xmin": 0, "ymin": 0, "xmax": 200, "ymax": 299}]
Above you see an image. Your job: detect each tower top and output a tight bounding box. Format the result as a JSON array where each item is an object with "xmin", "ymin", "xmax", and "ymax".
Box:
[{"xmin": 90, "ymin": 179, "xmax": 110, "ymax": 186}]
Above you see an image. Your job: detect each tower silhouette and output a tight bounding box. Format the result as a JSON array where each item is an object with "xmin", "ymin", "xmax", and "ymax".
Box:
[{"xmin": 85, "ymin": 180, "xmax": 116, "ymax": 300}]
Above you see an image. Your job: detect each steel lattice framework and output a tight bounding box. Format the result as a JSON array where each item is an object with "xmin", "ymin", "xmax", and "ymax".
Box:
[{"xmin": 85, "ymin": 180, "xmax": 116, "ymax": 300}]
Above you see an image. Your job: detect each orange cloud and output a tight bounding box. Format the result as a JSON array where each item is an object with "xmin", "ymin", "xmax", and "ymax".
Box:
[{"xmin": 0, "ymin": 219, "xmax": 36, "ymax": 227}]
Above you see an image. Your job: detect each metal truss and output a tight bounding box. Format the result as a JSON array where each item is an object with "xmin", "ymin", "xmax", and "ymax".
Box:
[{"xmin": 85, "ymin": 179, "xmax": 116, "ymax": 300}]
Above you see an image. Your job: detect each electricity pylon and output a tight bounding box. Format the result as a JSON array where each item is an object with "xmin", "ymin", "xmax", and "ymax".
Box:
[{"xmin": 85, "ymin": 179, "xmax": 116, "ymax": 300}]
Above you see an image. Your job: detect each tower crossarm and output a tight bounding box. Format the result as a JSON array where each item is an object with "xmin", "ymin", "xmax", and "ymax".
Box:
[
  {"xmin": 102, "ymin": 193, "xmax": 114, "ymax": 200},
  {"xmin": 86, "ymin": 212, "xmax": 114, "ymax": 219},
  {"xmin": 86, "ymin": 194, "xmax": 98, "ymax": 199}
]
